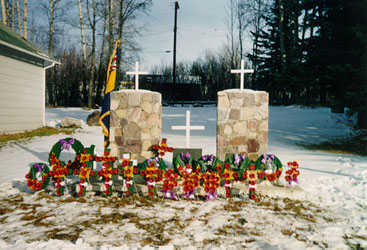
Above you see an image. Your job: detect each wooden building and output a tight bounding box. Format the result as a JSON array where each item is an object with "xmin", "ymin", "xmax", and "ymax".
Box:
[{"xmin": 0, "ymin": 23, "xmax": 59, "ymax": 133}]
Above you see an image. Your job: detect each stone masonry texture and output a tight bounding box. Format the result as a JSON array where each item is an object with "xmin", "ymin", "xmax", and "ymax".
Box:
[
  {"xmin": 217, "ymin": 89, "xmax": 268, "ymax": 162},
  {"xmin": 109, "ymin": 90, "xmax": 162, "ymax": 163}
]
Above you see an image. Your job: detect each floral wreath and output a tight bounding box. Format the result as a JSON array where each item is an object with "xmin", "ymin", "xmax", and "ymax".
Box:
[
  {"xmin": 25, "ymin": 163, "xmax": 50, "ymax": 191},
  {"xmin": 223, "ymin": 154, "xmax": 249, "ymax": 198},
  {"xmin": 48, "ymin": 138, "xmax": 85, "ymax": 196},
  {"xmin": 256, "ymin": 154, "xmax": 283, "ymax": 182},
  {"xmin": 198, "ymin": 155, "xmax": 222, "ymax": 200}
]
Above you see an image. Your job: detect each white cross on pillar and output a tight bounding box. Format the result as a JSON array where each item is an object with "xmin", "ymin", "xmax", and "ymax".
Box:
[
  {"xmin": 230, "ymin": 59, "xmax": 254, "ymax": 90},
  {"xmin": 126, "ymin": 61, "xmax": 148, "ymax": 90},
  {"xmin": 171, "ymin": 110, "xmax": 205, "ymax": 148}
]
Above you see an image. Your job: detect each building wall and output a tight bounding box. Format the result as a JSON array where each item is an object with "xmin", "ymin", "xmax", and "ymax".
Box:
[{"xmin": 0, "ymin": 54, "xmax": 44, "ymax": 133}]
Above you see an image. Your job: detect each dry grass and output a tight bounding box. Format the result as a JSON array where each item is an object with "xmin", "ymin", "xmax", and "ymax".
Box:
[{"xmin": 0, "ymin": 127, "xmax": 77, "ymax": 149}]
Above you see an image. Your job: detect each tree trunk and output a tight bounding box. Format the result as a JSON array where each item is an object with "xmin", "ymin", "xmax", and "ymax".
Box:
[
  {"xmin": 23, "ymin": 0, "xmax": 27, "ymax": 39},
  {"xmin": 86, "ymin": 0, "xmax": 96, "ymax": 108},
  {"xmin": 11, "ymin": 0, "xmax": 14, "ymax": 29},
  {"xmin": 279, "ymin": 0, "xmax": 286, "ymax": 71},
  {"xmin": 108, "ymin": 0, "xmax": 113, "ymax": 58},
  {"xmin": 16, "ymin": 0, "xmax": 20, "ymax": 34},
  {"xmin": 96, "ymin": 0, "xmax": 108, "ymax": 106},
  {"xmin": 77, "ymin": 0, "xmax": 88, "ymax": 106},
  {"xmin": 1, "ymin": 0, "xmax": 6, "ymax": 24},
  {"xmin": 47, "ymin": 0, "xmax": 55, "ymax": 105}
]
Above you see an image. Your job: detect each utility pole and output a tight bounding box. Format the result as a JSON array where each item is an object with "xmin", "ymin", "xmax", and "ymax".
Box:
[{"xmin": 173, "ymin": 1, "xmax": 179, "ymax": 89}]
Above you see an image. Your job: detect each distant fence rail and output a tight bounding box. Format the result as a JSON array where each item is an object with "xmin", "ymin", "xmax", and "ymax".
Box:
[{"xmin": 163, "ymin": 101, "xmax": 217, "ymax": 107}]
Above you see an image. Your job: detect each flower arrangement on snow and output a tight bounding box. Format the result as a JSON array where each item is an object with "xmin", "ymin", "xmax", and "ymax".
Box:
[{"xmin": 25, "ymin": 137, "xmax": 300, "ymax": 201}]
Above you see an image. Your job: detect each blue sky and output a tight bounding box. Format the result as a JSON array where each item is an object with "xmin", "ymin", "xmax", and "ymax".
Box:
[{"xmin": 137, "ymin": 0, "xmax": 229, "ymax": 70}]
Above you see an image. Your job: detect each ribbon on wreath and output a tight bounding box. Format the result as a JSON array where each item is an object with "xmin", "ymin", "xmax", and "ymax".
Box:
[
  {"xmin": 160, "ymin": 190, "xmax": 179, "ymax": 200},
  {"xmin": 261, "ymin": 154, "xmax": 274, "ymax": 164},
  {"xmin": 182, "ymin": 190, "xmax": 195, "ymax": 199},
  {"xmin": 181, "ymin": 152, "xmax": 191, "ymax": 161},
  {"xmin": 234, "ymin": 154, "xmax": 246, "ymax": 165},
  {"xmin": 202, "ymin": 155, "xmax": 214, "ymax": 161},
  {"xmin": 205, "ymin": 191, "xmax": 218, "ymax": 201},
  {"xmin": 60, "ymin": 139, "xmax": 75, "ymax": 150},
  {"xmin": 34, "ymin": 164, "xmax": 44, "ymax": 172}
]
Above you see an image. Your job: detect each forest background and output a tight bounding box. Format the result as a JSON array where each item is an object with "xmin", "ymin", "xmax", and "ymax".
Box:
[{"xmin": 1, "ymin": 0, "xmax": 366, "ymax": 128}]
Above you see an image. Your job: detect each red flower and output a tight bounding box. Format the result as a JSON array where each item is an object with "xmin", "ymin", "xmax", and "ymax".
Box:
[
  {"xmin": 25, "ymin": 173, "xmax": 30, "ymax": 179},
  {"xmin": 196, "ymin": 168, "xmax": 201, "ymax": 174},
  {"xmin": 78, "ymin": 191, "xmax": 84, "ymax": 197},
  {"xmin": 242, "ymin": 173, "xmax": 247, "ymax": 179},
  {"xmin": 225, "ymin": 186, "xmax": 231, "ymax": 191},
  {"xmin": 249, "ymin": 174, "xmax": 255, "ymax": 179},
  {"xmin": 80, "ymin": 178, "xmax": 85, "ymax": 184},
  {"xmin": 215, "ymin": 183, "xmax": 219, "ymax": 188},
  {"xmin": 225, "ymin": 164, "xmax": 231, "ymax": 169},
  {"xmin": 173, "ymin": 173, "xmax": 178, "ymax": 179},
  {"xmin": 113, "ymin": 169, "xmax": 119, "ymax": 175},
  {"xmin": 105, "ymin": 177, "xmax": 111, "ymax": 182},
  {"xmin": 249, "ymin": 180, "xmax": 256, "ymax": 186},
  {"xmin": 249, "ymin": 164, "xmax": 255, "ymax": 170},
  {"xmin": 250, "ymin": 194, "xmax": 256, "ymax": 200},
  {"xmin": 148, "ymin": 191, "xmax": 154, "ymax": 197},
  {"xmin": 223, "ymin": 173, "xmax": 230, "ymax": 179},
  {"xmin": 104, "ymin": 151, "xmax": 109, "ymax": 156},
  {"xmin": 139, "ymin": 170, "xmax": 145, "ymax": 176},
  {"xmin": 149, "ymin": 162, "xmax": 155, "ymax": 168},
  {"xmin": 27, "ymin": 180, "xmax": 32, "ymax": 187},
  {"xmin": 126, "ymin": 190, "xmax": 131, "ymax": 196},
  {"xmin": 188, "ymin": 185, "xmax": 194, "ymax": 191},
  {"xmin": 73, "ymin": 169, "xmax": 79, "ymax": 175},
  {"xmin": 209, "ymin": 187, "xmax": 215, "ymax": 193},
  {"xmin": 105, "ymin": 190, "xmax": 111, "ymax": 195},
  {"xmin": 56, "ymin": 178, "xmax": 62, "ymax": 184},
  {"xmin": 56, "ymin": 190, "xmax": 62, "ymax": 196},
  {"xmin": 226, "ymin": 192, "xmax": 231, "ymax": 198},
  {"xmin": 183, "ymin": 186, "xmax": 189, "ymax": 192},
  {"xmin": 225, "ymin": 180, "xmax": 231, "ymax": 185},
  {"xmin": 168, "ymin": 183, "xmax": 174, "ymax": 190},
  {"xmin": 249, "ymin": 188, "xmax": 256, "ymax": 193},
  {"xmin": 285, "ymin": 176, "xmax": 291, "ymax": 181},
  {"xmin": 173, "ymin": 181, "xmax": 178, "ymax": 187},
  {"xmin": 216, "ymin": 166, "xmax": 223, "ymax": 172},
  {"xmin": 90, "ymin": 171, "xmax": 96, "ymax": 176},
  {"xmin": 126, "ymin": 177, "xmax": 131, "ymax": 182},
  {"xmin": 276, "ymin": 170, "xmax": 282, "ymax": 177},
  {"xmin": 148, "ymin": 185, "xmax": 154, "ymax": 190},
  {"xmin": 258, "ymin": 172, "xmax": 264, "ymax": 179},
  {"xmin": 126, "ymin": 184, "xmax": 131, "ymax": 189},
  {"xmin": 48, "ymin": 171, "xmax": 54, "ymax": 176},
  {"xmin": 163, "ymin": 185, "xmax": 168, "ymax": 191},
  {"xmin": 35, "ymin": 183, "xmax": 42, "ymax": 190},
  {"xmin": 233, "ymin": 172, "xmax": 239, "ymax": 178}
]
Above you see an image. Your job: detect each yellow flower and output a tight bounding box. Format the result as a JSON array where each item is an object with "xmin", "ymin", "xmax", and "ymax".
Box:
[
  {"xmin": 222, "ymin": 169, "xmax": 234, "ymax": 180},
  {"xmin": 124, "ymin": 166, "xmax": 134, "ymax": 178},
  {"xmin": 79, "ymin": 168, "xmax": 91, "ymax": 179},
  {"xmin": 247, "ymin": 170, "xmax": 259, "ymax": 181},
  {"xmin": 80, "ymin": 154, "xmax": 91, "ymax": 163},
  {"xmin": 145, "ymin": 167, "xmax": 157, "ymax": 178}
]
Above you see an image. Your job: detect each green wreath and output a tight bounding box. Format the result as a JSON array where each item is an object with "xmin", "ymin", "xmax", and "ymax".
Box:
[
  {"xmin": 173, "ymin": 152, "xmax": 195, "ymax": 176},
  {"xmin": 256, "ymin": 154, "xmax": 283, "ymax": 181},
  {"xmin": 25, "ymin": 163, "xmax": 50, "ymax": 191}
]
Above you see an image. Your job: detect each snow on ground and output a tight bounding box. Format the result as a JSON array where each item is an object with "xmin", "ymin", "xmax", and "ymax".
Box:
[{"xmin": 0, "ymin": 105, "xmax": 366, "ymax": 249}]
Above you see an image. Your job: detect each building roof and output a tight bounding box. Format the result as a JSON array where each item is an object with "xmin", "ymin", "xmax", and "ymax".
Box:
[{"xmin": 0, "ymin": 23, "xmax": 58, "ymax": 64}]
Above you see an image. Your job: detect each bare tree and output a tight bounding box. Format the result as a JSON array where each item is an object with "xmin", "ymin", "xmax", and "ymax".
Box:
[
  {"xmin": 279, "ymin": 0, "xmax": 286, "ymax": 71},
  {"xmin": 23, "ymin": 0, "xmax": 27, "ymax": 38},
  {"xmin": 86, "ymin": 0, "xmax": 98, "ymax": 108},
  {"xmin": 16, "ymin": 0, "xmax": 20, "ymax": 34},
  {"xmin": 1, "ymin": 0, "xmax": 6, "ymax": 24},
  {"xmin": 11, "ymin": 0, "xmax": 14, "ymax": 29},
  {"xmin": 77, "ymin": 0, "xmax": 88, "ymax": 106}
]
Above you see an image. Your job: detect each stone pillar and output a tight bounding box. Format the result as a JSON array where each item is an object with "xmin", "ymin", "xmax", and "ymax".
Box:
[
  {"xmin": 109, "ymin": 90, "xmax": 161, "ymax": 163},
  {"xmin": 217, "ymin": 89, "xmax": 268, "ymax": 162}
]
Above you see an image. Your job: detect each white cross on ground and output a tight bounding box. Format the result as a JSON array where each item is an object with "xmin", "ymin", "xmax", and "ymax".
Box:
[
  {"xmin": 231, "ymin": 59, "xmax": 254, "ymax": 90},
  {"xmin": 171, "ymin": 110, "xmax": 205, "ymax": 148},
  {"xmin": 126, "ymin": 61, "xmax": 148, "ymax": 90}
]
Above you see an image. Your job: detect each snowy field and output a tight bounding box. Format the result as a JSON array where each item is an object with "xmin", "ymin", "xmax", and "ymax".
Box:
[{"xmin": 0, "ymin": 106, "xmax": 366, "ymax": 249}]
